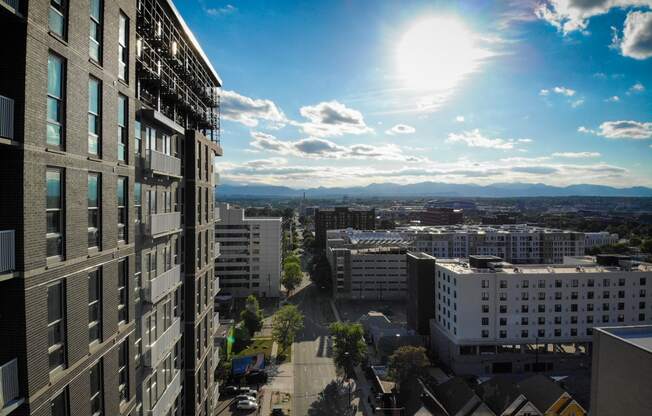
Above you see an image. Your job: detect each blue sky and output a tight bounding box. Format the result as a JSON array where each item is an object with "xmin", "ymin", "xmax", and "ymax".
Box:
[{"xmin": 177, "ymin": 0, "xmax": 652, "ymax": 188}]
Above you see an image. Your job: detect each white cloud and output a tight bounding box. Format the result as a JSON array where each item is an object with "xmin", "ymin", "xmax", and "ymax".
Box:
[
  {"xmin": 220, "ymin": 90, "xmax": 287, "ymax": 128},
  {"xmin": 455, "ymin": 115, "xmax": 466, "ymax": 123},
  {"xmin": 620, "ymin": 11, "xmax": 652, "ymax": 59},
  {"xmin": 518, "ymin": 138, "xmax": 534, "ymax": 143},
  {"xmin": 552, "ymin": 151, "xmax": 601, "ymax": 158},
  {"xmin": 385, "ymin": 124, "xmax": 416, "ymax": 135},
  {"xmin": 206, "ymin": 4, "xmax": 237, "ymax": 16},
  {"xmin": 571, "ymin": 99, "xmax": 585, "ymax": 107},
  {"xmin": 248, "ymin": 131, "xmax": 423, "ymax": 162},
  {"xmin": 296, "ymin": 101, "xmax": 372, "ymax": 137},
  {"xmin": 446, "ymin": 129, "xmax": 525, "ymax": 150},
  {"xmin": 539, "ymin": 89, "xmax": 550, "ymax": 96},
  {"xmin": 580, "ymin": 120, "xmax": 652, "ymax": 139},
  {"xmin": 628, "ymin": 82, "xmax": 646, "ymax": 93},
  {"xmin": 553, "ymin": 86, "xmax": 576, "ymax": 96},
  {"xmin": 535, "ymin": 1, "xmax": 652, "ymax": 35},
  {"xmin": 605, "ymin": 95, "xmax": 621, "ymax": 102}
]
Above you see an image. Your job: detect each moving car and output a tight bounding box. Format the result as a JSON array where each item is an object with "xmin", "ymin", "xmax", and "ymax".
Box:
[
  {"xmin": 234, "ymin": 394, "xmax": 257, "ymax": 403},
  {"xmin": 237, "ymin": 387, "xmax": 257, "ymax": 398},
  {"xmin": 236, "ymin": 400, "xmax": 258, "ymax": 410}
]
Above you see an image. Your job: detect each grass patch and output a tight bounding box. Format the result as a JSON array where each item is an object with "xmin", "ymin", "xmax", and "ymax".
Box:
[
  {"xmin": 233, "ymin": 337, "xmax": 274, "ymax": 361},
  {"xmin": 276, "ymin": 344, "xmax": 292, "ymax": 364}
]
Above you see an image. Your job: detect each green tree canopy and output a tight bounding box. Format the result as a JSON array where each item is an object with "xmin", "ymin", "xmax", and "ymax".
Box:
[
  {"xmin": 388, "ymin": 346, "xmax": 430, "ymax": 385},
  {"xmin": 240, "ymin": 294, "xmax": 263, "ymax": 336},
  {"xmin": 642, "ymin": 239, "xmax": 652, "ymax": 254},
  {"xmin": 282, "ymin": 261, "xmax": 303, "ymax": 294},
  {"xmin": 272, "ymin": 304, "xmax": 304, "ymax": 352},
  {"xmin": 308, "ymin": 379, "xmax": 352, "ymax": 416},
  {"xmin": 329, "ymin": 322, "xmax": 366, "ymax": 371}
]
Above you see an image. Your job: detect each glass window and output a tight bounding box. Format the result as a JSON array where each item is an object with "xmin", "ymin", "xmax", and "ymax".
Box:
[
  {"xmin": 88, "ymin": 173, "xmax": 101, "ymax": 248},
  {"xmin": 90, "ymin": 362, "xmax": 104, "ymax": 416},
  {"xmin": 134, "ymin": 182, "xmax": 142, "ymax": 223},
  {"xmin": 118, "ymin": 341, "xmax": 129, "ymax": 403},
  {"xmin": 49, "ymin": 0, "xmax": 67, "ymax": 38},
  {"xmin": 46, "ymin": 168, "xmax": 64, "ymax": 258},
  {"xmin": 134, "ymin": 119, "xmax": 141, "ymax": 154},
  {"xmin": 117, "ymin": 177, "xmax": 127, "ymax": 241},
  {"xmin": 50, "ymin": 389, "xmax": 69, "ymax": 416},
  {"xmin": 89, "ymin": 0, "xmax": 102, "ymax": 62},
  {"xmin": 118, "ymin": 13, "xmax": 129, "ymax": 81},
  {"xmin": 48, "ymin": 281, "xmax": 66, "ymax": 372},
  {"xmin": 118, "ymin": 260, "xmax": 128, "ymax": 323},
  {"xmin": 118, "ymin": 95, "xmax": 128, "ymax": 162},
  {"xmin": 47, "ymin": 54, "xmax": 65, "ymax": 147},
  {"xmin": 88, "ymin": 78, "xmax": 101, "ymax": 155},
  {"xmin": 88, "ymin": 270, "xmax": 101, "ymax": 344}
]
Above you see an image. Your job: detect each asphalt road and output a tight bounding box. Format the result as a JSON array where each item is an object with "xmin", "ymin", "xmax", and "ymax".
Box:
[{"xmin": 292, "ymin": 283, "xmax": 338, "ymax": 415}]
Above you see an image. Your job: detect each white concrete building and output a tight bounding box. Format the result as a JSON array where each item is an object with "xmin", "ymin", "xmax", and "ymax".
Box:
[
  {"xmin": 215, "ymin": 203, "xmax": 282, "ymax": 298},
  {"xmin": 432, "ymin": 254, "xmax": 652, "ymax": 375},
  {"xmin": 585, "ymin": 231, "xmax": 619, "ymax": 251}
]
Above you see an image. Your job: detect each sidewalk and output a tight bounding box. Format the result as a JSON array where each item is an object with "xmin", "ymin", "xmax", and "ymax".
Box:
[
  {"xmin": 329, "ymin": 300, "xmax": 374, "ymax": 416},
  {"xmin": 259, "ymin": 341, "xmax": 294, "ymax": 416}
]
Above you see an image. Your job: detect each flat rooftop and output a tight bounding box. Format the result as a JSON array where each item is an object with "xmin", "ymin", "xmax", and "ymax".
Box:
[
  {"xmin": 597, "ymin": 326, "xmax": 652, "ymax": 354},
  {"xmin": 438, "ymin": 260, "xmax": 652, "ymax": 275}
]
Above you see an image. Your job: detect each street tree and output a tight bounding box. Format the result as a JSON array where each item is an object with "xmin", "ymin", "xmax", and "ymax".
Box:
[
  {"xmin": 329, "ymin": 322, "xmax": 366, "ymax": 371},
  {"xmin": 240, "ymin": 294, "xmax": 263, "ymax": 336},
  {"xmin": 308, "ymin": 379, "xmax": 352, "ymax": 416},
  {"xmin": 388, "ymin": 346, "xmax": 430, "ymax": 385},
  {"xmin": 282, "ymin": 261, "xmax": 303, "ymax": 294},
  {"xmin": 272, "ymin": 304, "xmax": 304, "ymax": 352}
]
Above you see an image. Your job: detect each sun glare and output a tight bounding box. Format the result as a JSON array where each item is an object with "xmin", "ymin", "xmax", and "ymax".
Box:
[{"xmin": 397, "ymin": 17, "xmax": 490, "ymax": 91}]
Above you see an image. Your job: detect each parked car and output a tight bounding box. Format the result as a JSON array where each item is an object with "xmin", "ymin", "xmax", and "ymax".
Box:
[
  {"xmin": 245, "ymin": 370, "xmax": 268, "ymax": 384},
  {"xmin": 234, "ymin": 394, "xmax": 257, "ymax": 403},
  {"xmin": 237, "ymin": 387, "xmax": 257, "ymax": 397},
  {"xmin": 236, "ymin": 400, "xmax": 258, "ymax": 410},
  {"xmin": 222, "ymin": 385, "xmax": 238, "ymax": 395},
  {"xmin": 271, "ymin": 406, "xmax": 285, "ymax": 415}
]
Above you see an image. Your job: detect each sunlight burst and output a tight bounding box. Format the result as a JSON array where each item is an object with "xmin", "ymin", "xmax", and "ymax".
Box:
[{"xmin": 397, "ymin": 17, "xmax": 492, "ymax": 91}]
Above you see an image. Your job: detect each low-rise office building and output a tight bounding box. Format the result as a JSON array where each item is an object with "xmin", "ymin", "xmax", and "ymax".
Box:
[
  {"xmin": 431, "ymin": 255, "xmax": 652, "ymax": 375},
  {"xmin": 590, "ymin": 325, "xmax": 652, "ymax": 416},
  {"xmin": 315, "ymin": 207, "xmax": 375, "ymax": 249},
  {"xmin": 215, "ymin": 203, "xmax": 282, "ymax": 298},
  {"xmin": 584, "ymin": 232, "xmax": 619, "ymax": 251}
]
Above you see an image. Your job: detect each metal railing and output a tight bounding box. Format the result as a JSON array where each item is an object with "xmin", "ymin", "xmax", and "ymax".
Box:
[
  {"xmin": 212, "ymin": 345, "xmax": 220, "ymax": 369},
  {"xmin": 212, "ymin": 383, "xmax": 219, "ymax": 407},
  {"xmin": 148, "ymin": 369, "xmax": 181, "ymax": 416},
  {"xmin": 0, "ymin": 95, "xmax": 14, "ymax": 140},
  {"xmin": 214, "ymin": 242, "xmax": 220, "ymax": 259},
  {"xmin": 213, "ymin": 275, "xmax": 220, "ymax": 296},
  {"xmin": 0, "ymin": 230, "xmax": 15, "ymax": 274},
  {"xmin": 214, "ymin": 207, "xmax": 220, "ymax": 222},
  {"xmin": 144, "ymin": 318, "xmax": 181, "ymax": 367},
  {"xmin": 146, "ymin": 149, "xmax": 181, "ymax": 178},
  {"xmin": 148, "ymin": 212, "xmax": 181, "ymax": 236},
  {"xmin": 142, "ymin": 265, "xmax": 181, "ymax": 303},
  {"xmin": 0, "ymin": 358, "xmax": 21, "ymax": 411},
  {"xmin": 213, "ymin": 171, "xmax": 220, "ymax": 186},
  {"xmin": 213, "ymin": 312, "xmax": 220, "ymax": 333}
]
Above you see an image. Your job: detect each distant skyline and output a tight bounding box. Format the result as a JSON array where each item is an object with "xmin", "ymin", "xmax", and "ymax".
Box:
[{"xmin": 178, "ymin": 0, "xmax": 652, "ymax": 188}]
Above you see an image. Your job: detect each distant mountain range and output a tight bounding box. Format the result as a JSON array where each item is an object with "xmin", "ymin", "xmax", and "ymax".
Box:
[{"xmin": 216, "ymin": 181, "xmax": 652, "ymax": 198}]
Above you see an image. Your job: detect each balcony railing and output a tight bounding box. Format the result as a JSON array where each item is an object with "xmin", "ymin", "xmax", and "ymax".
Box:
[
  {"xmin": 213, "ymin": 312, "xmax": 220, "ymax": 333},
  {"xmin": 212, "ymin": 345, "xmax": 220, "ymax": 368},
  {"xmin": 0, "ymin": 95, "xmax": 14, "ymax": 140},
  {"xmin": 214, "ymin": 207, "xmax": 220, "ymax": 222},
  {"xmin": 0, "ymin": 230, "xmax": 15, "ymax": 274},
  {"xmin": 1, "ymin": 358, "xmax": 23, "ymax": 414},
  {"xmin": 142, "ymin": 265, "xmax": 181, "ymax": 304},
  {"xmin": 148, "ymin": 370, "xmax": 181, "ymax": 416},
  {"xmin": 213, "ymin": 276, "xmax": 220, "ymax": 296},
  {"xmin": 214, "ymin": 242, "xmax": 220, "ymax": 259},
  {"xmin": 146, "ymin": 149, "xmax": 181, "ymax": 178},
  {"xmin": 144, "ymin": 318, "xmax": 181, "ymax": 367},
  {"xmin": 213, "ymin": 171, "xmax": 220, "ymax": 186},
  {"xmin": 212, "ymin": 383, "xmax": 219, "ymax": 407},
  {"xmin": 147, "ymin": 212, "xmax": 181, "ymax": 237}
]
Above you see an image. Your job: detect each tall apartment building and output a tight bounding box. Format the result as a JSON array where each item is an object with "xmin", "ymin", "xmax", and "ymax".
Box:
[
  {"xmin": 431, "ymin": 255, "xmax": 652, "ymax": 375},
  {"xmin": 314, "ymin": 207, "xmax": 375, "ymax": 249},
  {"xmin": 215, "ymin": 203, "xmax": 282, "ymax": 298},
  {"xmin": 0, "ymin": 1, "xmax": 223, "ymax": 416}
]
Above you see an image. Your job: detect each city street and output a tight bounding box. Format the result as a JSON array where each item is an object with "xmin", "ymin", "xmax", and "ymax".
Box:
[{"xmin": 291, "ymin": 283, "xmax": 339, "ymax": 415}]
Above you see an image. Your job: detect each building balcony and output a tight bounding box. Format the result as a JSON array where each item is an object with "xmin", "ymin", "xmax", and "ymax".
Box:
[
  {"xmin": 0, "ymin": 230, "xmax": 15, "ymax": 277},
  {"xmin": 213, "ymin": 312, "xmax": 220, "ymax": 334},
  {"xmin": 214, "ymin": 242, "xmax": 221, "ymax": 259},
  {"xmin": 0, "ymin": 95, "xmax": 14, "ymax": 140},
  {"xmin": 212, "ymin": 345, "xmax": 220, "ymax": 370},
  {"xmin": 213, "ymin": 276, "xmax": 220, "ymax": 296},
  {"xmin": 212, "ymin": 383, "xmax": 220, "ymax": 407},
  {"xmin": 142, "ymin": 265, "xmax": 182, "ymax": 304},
  {"xmin": 213, "ymin": 172, "xmax": 220, "ymax": 186},
  {"xmin": 144, "ymin": 318, "xmax": 181, "ymax": 368},
  {"xmin": 0, "ymin": 358, "xmax": 24, "ymax": 415},
  {"xmin": 147, "ymin": 212, "xmax": 182, "ymax": 237},
  {"xmin": 0, "ymin": 0, "xmax": 19, "ymax": 14},
  {"xmin": 146, "ymin": 149, "xmax": 181, "ymax": 178},
  {"xmin": 147, "ymin": 370, "xmax": 181, "ymax": 416}
]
